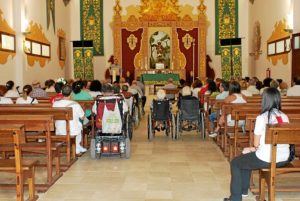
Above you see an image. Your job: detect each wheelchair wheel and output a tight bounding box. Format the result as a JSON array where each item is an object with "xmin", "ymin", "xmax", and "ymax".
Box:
[
  {"xmin": 197, "ymin": 111, "xmax": 202, "ymax": 136},
  {"xmin": 125, "ymin": 137, "xmax": 130, "ymax": 159},
  {"xmin": 170, "ymin": 114, "xmax": 175, "ymax": 140},
  {"xmin": 134, "ymin": 106, "xmax": 139, "ymax": 128},
  {"xmin": 201, "ymin": 112, "xmax": 205, "ymax": 139},
  {"xmin": 126, "ymin": 114, "xmax": 133, "ymax": 140},
  {"xmin": 90, "ymin": 138, "xmax": 96, "ymax": 159},
  {"xmin": 176, "ymin": 113, "xmax": 180, "ymax": 140},
  {"xmin": 147, "ymin": 113, "xmax": 154, "ymax": 140}
]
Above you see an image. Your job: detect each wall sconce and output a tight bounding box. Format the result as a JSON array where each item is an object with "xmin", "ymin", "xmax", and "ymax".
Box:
[
  {"xmin": 249, "ymin": 50, "xmax": 262, "ymax": 56},
  {"xmin": 284, "ymin": 12, "xmax": 293, "ymax": 34},
  {"xmin": 21, "ymin": 18, "xmax": 31, "ymax": 35}
]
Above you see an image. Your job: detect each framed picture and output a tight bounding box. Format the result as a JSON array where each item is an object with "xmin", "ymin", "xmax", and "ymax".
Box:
[
  {"xmin": 42, "ymin": 44, "xmax": 50, "ymax": 57},
  {"xmin": 32, "ymin": 42, "xmax": 41, "ymax": 56},
  {"xmin": 0, "ymin": 32, "xmax": 15, "ymax": 52},
  {"xmin": 276, "ymin": 40, "xmax": 285, "ymax": 54},
  {"xmin": 267, "ymin": 43, "xmax": 275, "ymax": 55}
]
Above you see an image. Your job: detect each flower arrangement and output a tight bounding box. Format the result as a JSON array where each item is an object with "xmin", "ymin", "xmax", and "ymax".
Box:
[{"xmin": 56, "ymin": 77, "xmax": 67, "ymax": 85}]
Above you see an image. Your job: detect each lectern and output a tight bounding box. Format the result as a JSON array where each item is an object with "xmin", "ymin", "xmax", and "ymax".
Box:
[{"xmin": 72, "ymin": 40, "xmax": 94, "ymax": 80}]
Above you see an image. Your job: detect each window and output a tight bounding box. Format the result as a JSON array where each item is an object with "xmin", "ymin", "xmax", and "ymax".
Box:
[
  {"xmin": 267, "ymin": 37, "xmax": 290, "ymax": 56},
  {"xmin": 0, "ymin": 32, "xmax": 15, "ymax": 52}
]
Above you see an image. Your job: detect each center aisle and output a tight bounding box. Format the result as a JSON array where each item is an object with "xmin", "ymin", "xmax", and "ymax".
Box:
[{"xmin": 39, "ymin": 113, "xmax": 233, "ymax": 201}]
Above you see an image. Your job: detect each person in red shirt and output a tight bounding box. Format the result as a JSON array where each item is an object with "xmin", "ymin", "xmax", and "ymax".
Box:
[{"xmin": 50, "ymin": 82, "xmax": 65, "ymax": 104}]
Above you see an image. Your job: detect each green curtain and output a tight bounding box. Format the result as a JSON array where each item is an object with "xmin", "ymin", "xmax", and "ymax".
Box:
[
  {"xmin": 221, "ymin": 45, "xmax": 242, "ymax": 81},
  {"xmin": 73, "ymin": 47, "xmax": 94, "ymax": 80},
  {"xmin": 215, "ymin": 0, "xmax": 238, "ymax": 55},
  {"xmin": 80, "ymin": 0, "xmax": 104, "ymax": 56}
]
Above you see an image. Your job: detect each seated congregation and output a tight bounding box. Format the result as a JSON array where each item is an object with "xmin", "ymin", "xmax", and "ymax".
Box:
[{"xmin": 1, "ymin": 75, "xmax": 300, "ymax": 201}]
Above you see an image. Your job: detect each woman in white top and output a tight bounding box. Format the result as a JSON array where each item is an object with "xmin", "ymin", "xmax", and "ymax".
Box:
[
  {"xmin": 223, "ymin": 88, "xmax": 290, "ymax": 201},
  {"xmin": 4, "ymin": 80, "xmax": 20, "ymax": 98},
  {"xmin": 16, "ymin": 85, "xmax": 38, "ymax": 104},
  {"xmin": 209, "ymin": 81, "xmax": 246, "ymax": 137},
  {"xmin": 0, "ymin": 85, "xmax": 13, "ymax": 104}
]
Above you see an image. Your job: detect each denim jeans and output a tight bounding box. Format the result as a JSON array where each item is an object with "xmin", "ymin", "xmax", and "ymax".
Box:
[
  {"xmin": 229, "ymin": 152, "xmax": 289, "ymax": 201},
  {"xmin": 209, "ymin": 112, "xmax": 217, "ymax": 130}
]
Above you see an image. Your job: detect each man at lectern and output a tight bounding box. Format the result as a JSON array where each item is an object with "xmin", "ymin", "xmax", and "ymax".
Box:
[{"xmin": 108, "ymin": 55, "xmax": 121, "ymax": 83}]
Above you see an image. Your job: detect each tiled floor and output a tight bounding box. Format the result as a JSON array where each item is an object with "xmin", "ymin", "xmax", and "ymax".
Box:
[{"xmin": 1, "ymin": 109, "xmax": 300, "ymax": 200}]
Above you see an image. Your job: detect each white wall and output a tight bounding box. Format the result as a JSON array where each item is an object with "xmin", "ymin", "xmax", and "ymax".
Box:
[
  {"xmin": 248, "ymin": 0, "xmax": 293, "ymax": 84},
  {"xmin": 0, "ymin": 1, "xmax": 16, "ymax": 84},
  {"xmin": 0, "ymin": 0, "xmax": 71, "ymax": 87}
]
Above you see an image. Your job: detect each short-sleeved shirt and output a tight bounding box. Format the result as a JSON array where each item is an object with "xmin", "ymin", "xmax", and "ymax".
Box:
[
  {"xmin": 254, "ymin": 109, "xmax": 290, "ymax": 163},
  {"xmin": 30, "ymin": 88, "xmax": 48, "ymax": 98},
  {"xmin": 72, "ymin": 90, "xmax": 93, "ymax": 117},
  {"xmin": 16, "ymin": 97, "xmax": 38, "ymax": 104},
  {"xmin": 53, "ymin": 100, "xmax": 85, "ymax": 136},
  {"xmin": 5, "ymin": 90, "xmax": 20, "ymax": 98},
  {"xmin": 0, "ymin": 97, "xmax": 14, "ymax": 104}
]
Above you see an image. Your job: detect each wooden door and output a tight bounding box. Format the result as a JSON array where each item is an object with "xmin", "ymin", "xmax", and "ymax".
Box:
[{"xmin": 292, "ymin": 33, "xmax": 300, "ymax": 83}]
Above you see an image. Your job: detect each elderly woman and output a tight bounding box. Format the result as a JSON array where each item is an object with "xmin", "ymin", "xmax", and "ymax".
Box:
[{"xmin": 177, "ymin": 86, "xmax": 197, "ymax": 109}]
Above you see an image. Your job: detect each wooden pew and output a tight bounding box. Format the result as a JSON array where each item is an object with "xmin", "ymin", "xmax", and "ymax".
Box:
[
  {"xmin": 219, "ymin": 103, "xmax": 300, "ymax": 157},
  {"xmin": 0, "ymin": 107, "xmax": 76, "ymax": 168},
  {"xmin": 230, "ymin": 108, "xmax": 300, "ymax": 161},
  {"xmin": 0, "ymin": 115, "xmax": 62, "ymax": 192},
  {"xmin": 257, "ymin": 123, "xmax": 300, "ymax": 201},
  {"xmin": 0, "ymin": 124, "xmax": 39, "ymax": 201}
]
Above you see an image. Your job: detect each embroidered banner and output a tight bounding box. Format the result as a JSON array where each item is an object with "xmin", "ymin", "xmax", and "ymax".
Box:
[
  {"xmin": 221, "ymin": 45, "xmax": 242, "ymax": 80},
  {"xmin": 215, "ymin": 0, "xmax": 238, "ymax": 55},
  {"xmin": 80, "ymin": 0, "xmax": 104, "ymax": 56},
  {"xmin": 73, "ymin": 47, "xmax": 94, "ymax": 80}
]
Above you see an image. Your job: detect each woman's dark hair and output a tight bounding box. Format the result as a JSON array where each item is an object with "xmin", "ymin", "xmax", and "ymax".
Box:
[
  {"xmin": 22, "ymin": 85, "xmax": 32, "ymax": 100},
  {"xmin": 192, "ymin": 79, "xmax": 203, "ymax": 88},
  {"xmin": 263, "ymin": 78, "xmax": 272, "ymax": 88},
  {"xmin": 72, "ymin": 81, "xmax": 83, "ymax": 94},
  {"xmin": 221, "ymin": 80, "xmax": 229, "ymax": 91},
  {"xmin": 90, "ymin": 80, "xmax": 102, "ymax": 92},
  {"xmin": 208, "ymin": 81, "xmax": 217, "ymax": 93},
  {"xmin": 261, "ymin": 87, "xmax": 281, "ymax": 114},
  {"xmin": 45, "ymin": 79, "xmax": 55, "ymax": 88},
  {"xmin": 228, "ymin": 81, "xmax": 241, "ymax": 95},
  {"xmin": 54, "ymin": 82, "xmax": 64, "ymax": 93},
  {"xmin": 6, "ymin": 80, "xmax": 14, "ymax": 90},
  {"xmin": 256, "ymin": 81, "xmax": 263, "ymax": 90},
  {"xmin": 0, "ymin": 85, "xmax": 7, "ymax": 96}
]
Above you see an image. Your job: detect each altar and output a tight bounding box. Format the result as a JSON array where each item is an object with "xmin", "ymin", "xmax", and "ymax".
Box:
[
  {"xmin": 111, "ymin": 0, "xmax": 208, "ymax": 82},
  {"xmin": 140, "ymin": 73, "xmax": 180, "ymax": 85}
]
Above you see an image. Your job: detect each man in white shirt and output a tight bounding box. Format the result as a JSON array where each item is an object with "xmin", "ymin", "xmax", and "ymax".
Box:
[
  {"xmin": 53, "ymin": 85, "xmax": 87, "ymax": 154},
  {"xmin": 287, "ymin": 78, "xmax": 300, "ymax": 96}
]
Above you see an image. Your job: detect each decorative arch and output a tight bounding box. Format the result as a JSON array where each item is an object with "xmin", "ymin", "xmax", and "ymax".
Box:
[{"xmin": 112, "ymin": 0, "xmax": 208, "ymax": 81}]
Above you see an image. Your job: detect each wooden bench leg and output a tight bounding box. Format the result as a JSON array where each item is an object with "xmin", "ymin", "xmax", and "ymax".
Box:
[
  {"xmin": 16, "ymin": 171, "xmax": 24, "ymax": 201},
  {"xmin": 259, "ymin": 170, "xmax": 266, "ymax": 201}
]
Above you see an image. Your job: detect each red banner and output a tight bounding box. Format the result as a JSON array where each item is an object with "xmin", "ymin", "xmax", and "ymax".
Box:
[
  {"xmin": 176, "ymin": 28, "xmax": 198, "ymax": 82},
  {"xmin": 121, "ymin": 28, "xmax": 143, "ymax": 82}
]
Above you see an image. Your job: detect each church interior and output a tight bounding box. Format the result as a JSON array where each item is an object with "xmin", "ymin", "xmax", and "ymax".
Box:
[{"xmin": 0, "ymin": 0, "xmax": 300, "ymax": 201}]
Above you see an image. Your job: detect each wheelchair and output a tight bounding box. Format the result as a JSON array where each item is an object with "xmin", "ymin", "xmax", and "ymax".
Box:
[
  {"xmin": 175, "ymin": 98, "xmax": 204, "ymax": 139},
  {"xmin": 147, "ymin": 99, "xmax": 175, "ymax": 140},
  {"xmin": 90, "ymin": 95, "xmax": 132, "ymax": 159}
]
